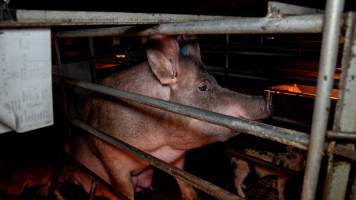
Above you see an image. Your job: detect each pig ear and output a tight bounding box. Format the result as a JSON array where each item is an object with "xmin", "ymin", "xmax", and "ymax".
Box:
[
  {"xmin": 178, "ymin": 35, "xmax": 201, "ymax": 61},
  {"xmin": 147, "ymin": 36, "xmax": 180, "ymax": 85}
]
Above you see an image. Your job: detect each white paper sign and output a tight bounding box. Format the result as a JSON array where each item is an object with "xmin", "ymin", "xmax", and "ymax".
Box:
[{"xmin": 0, "ymin": 29, "xmax": 53, "ymax": 133}]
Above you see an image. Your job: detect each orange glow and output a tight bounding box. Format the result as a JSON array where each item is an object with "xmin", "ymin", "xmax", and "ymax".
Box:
[
  {"xmin": 96, "ymin": 63, "xmax": 119, "ymax": 69},
  {"xmin": 266, "ymin": 84, "xmax": 339, "ymax": 100}
]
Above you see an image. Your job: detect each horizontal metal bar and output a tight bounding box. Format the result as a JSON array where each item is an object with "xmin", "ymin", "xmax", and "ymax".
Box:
[
  {"xmin": 71, "ymin": 119, "xmax": 242, "ymax": 200},
  {"xmin": 203, "ymin": 50, "xmax": 299, "ymax": 57},
  {"xmin": 209, "ymin": 71, "xmax": 320, "ymax": 85},
  {"xmin": 271, "ymin": 116, "xmax": 310, "ymax": 128},
  {"xmin": 65, "ymin": 79, "xmax": 310, "ymax": 149},
  {"xmin": 327, "ymin": 131, "xmax": 356, "ymax": 141},
  {"xmin": 0, "ymin": 9, "xmax": 231, "ymax": 27},
  {"xmin": 332, "ymin": 146, "xmax": 356, "ymax": 162},
  {"xmin": 63, "ymin": 152, "xmax": 129, "ymax": 200},
  {"xmin": 65, "ymin": 79, "xmax": 356, "ymax": 163},
  {"xmin": 55, "ymin": 14, "xmax": 324, "ymax": 37}
]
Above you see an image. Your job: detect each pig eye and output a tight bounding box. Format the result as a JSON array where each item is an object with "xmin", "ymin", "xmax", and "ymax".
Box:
[{"xmin": 198, "ymin": 81, "xmax": 208, "ymax": 92}]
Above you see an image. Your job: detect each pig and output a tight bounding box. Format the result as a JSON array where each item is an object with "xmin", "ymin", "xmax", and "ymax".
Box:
[
  {"xmin": 231, "ymin": 158, "xmax": 288, "ymax": 200},
  {"xmin": 70, "ymin": 35, "xmax": 271, "ymax": 200},
  {"xmin": 230, "ymin": 147, "xmax": 304, "ymax": 200},
  {"xmin": 230, "ymin": 158, "xmax": 250, "ymax": 198}
]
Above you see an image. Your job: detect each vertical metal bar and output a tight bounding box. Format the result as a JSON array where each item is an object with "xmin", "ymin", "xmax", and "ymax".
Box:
[
  {"xmin": 88, "ymin": 178, "xmax": 97, "ymax": 200},
  {"xmin": 46, "ymin": 36, "xmax": 69, "ymax": 199},
  {"xmin": 88, "ymin": 37, "xmax": 97, "ymax": 83},
  {"xmin": 301, "ymin": 0, "xmax": 345, "ymax": 199},
  {"xmin": 224, "ymin": 34, "xmax": 230, "ymax": 82},
  {"xmin": 47, "ymin": 157, "xmax": 63, "ymax": 198},
  {"xmin": 352, "ymin": 173, "xmax": 356, "ymax": 200},
  {"xmin": 324, "ymin": 12, "xmax": 356, "ymax": 200}
]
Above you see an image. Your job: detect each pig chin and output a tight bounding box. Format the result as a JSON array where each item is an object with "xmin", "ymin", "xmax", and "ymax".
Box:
[{"xmin": 188, "ymin": 119, "xmax": 236, "ymax": 141}]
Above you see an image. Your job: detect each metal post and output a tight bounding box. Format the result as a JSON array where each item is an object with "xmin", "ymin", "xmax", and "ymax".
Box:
[
  {"xmin": 324, "ymin": 12, "xmax": 356, "ymax": 200},
  {"xmin": 301, "ymin": 0, "xmax": 345, "ymax": 199}
]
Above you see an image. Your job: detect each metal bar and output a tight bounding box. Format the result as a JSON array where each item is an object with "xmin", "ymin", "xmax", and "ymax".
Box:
[
  {"xmin": 55, "ymin": 14, "xmax": 324, "ymax": 38},
  {"xmin": 0, "ymin": 9, "xmax": 231, "ymax": 27},
  {"xmin": 271, "ymin": 116, "xmax": 310, "ymax": 128},
  {"xmin": 88, "ymin": 179, "xmax": 97, "ymax": 200},
  {"xmin": 47, "ymin": 156, "xmax": 63, "ymax": 198},
  {"xmin": 71, "ymin": 119, "xmax": 242, "ymax": 200},
  {"xmin": 224, "ymin": 34, "xmax": 230, "ymax": 82},
  {"xmin": 88, "ymin": 37, "xmax": 97, "ymax": 83},
  {"xmin": 208, "ymin": 71, "xmax": 322, "ymax": 87},
  {"xmin": 324, "ymin": 12, "xmax": 356, "ymax": 200},
  {"xmin": 65, "ymin": 79, "xmax": 310, "ymax": 149},
  {"xmin": 327, "ymin": 131, "xmax": 356, "ymax": 141},
  {"xmin": 301, "ymin": 0, "xmax": 345, "ymax": 199},
  {"xmin": 332, "ymin": 146, "xmax": 356, "ymax": 163},
  {"xmin": 64, "ymin": 79, "xmax": 356, "ymax": 163}
]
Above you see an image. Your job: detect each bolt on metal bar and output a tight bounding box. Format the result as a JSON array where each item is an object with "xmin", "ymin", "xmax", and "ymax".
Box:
[
  {"xmin": 301, "ymin": 0, "xmax": 345, "ymax": 199},
  {"xmin": 56, "ymin": 14, "xmax": 324, "ymax": 38},
  {"xmin": 71, "ymin": 119, "xmax": 242, "ymax": 200},
  {"xmin": 63, "ymin": 79, "xmax": 356, "ymax": 163},
  {"xmin": 65, "ymin": 79, "xmax": 310, "ymax": 149}
]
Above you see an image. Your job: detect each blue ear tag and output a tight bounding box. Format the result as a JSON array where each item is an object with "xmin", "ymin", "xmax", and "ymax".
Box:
[{"xmin": 180, "ymin": 45, "xmax": 189, "ymax": 56}]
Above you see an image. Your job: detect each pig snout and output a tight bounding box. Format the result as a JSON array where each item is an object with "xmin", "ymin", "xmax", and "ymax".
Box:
[
  {"xmin": 241, "ymin": 95, "xmax": 272, "ymax": 121},
  {"xmin": 219, "ymin": 89, "xmax": 272, "ymax": 121}
]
